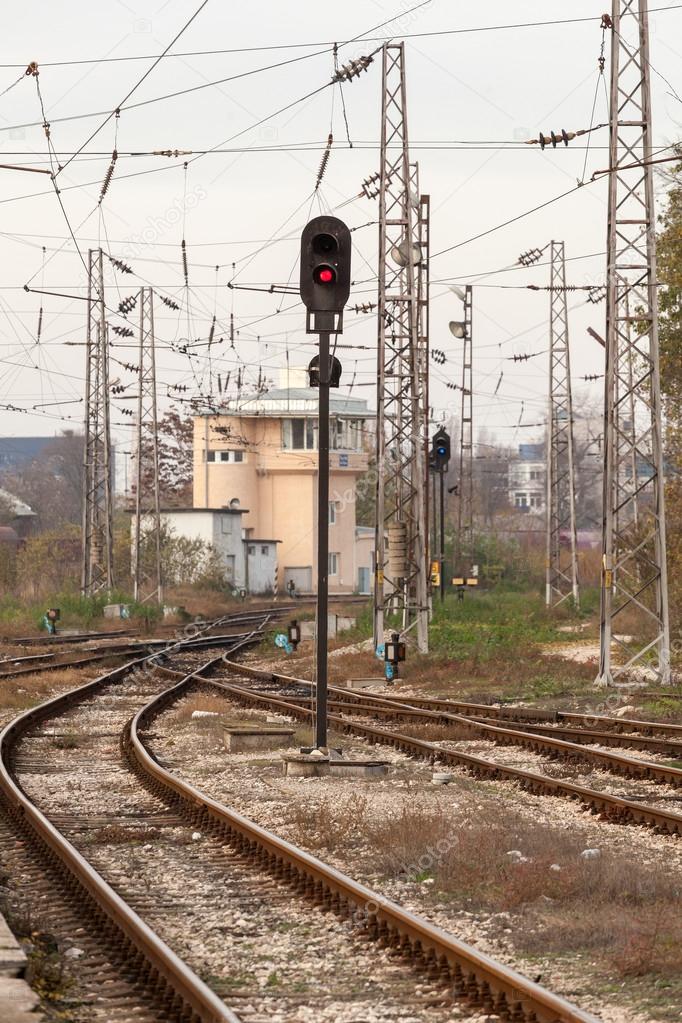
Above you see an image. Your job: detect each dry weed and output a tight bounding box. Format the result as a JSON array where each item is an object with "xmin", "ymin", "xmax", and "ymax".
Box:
[
  {"xmin": 359, "ymin": 800, "xmax": 682, "ymax": 978},
  {"xmin": 288, "ymin": 792, "xmax": 369, "ymax": 853}
]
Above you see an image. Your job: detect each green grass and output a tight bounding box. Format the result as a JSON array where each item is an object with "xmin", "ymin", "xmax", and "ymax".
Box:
[
  {"xmin": 0, "ymin": 589, "xmax": 163, "ymax": 633},
  {"xmin": 426, "ymin": 590, "xmax": 566, "ymax": 661}
]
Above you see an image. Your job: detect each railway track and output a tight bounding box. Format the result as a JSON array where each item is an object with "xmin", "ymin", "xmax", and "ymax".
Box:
[
  {"xmin": 0, "ymin": 632, "xmax": 264, "ymax": 1022},
  {"xmin": 367, "ymin": 690, "xmax": 682, "ymax": 740},
  {"xmin": 213, "ymin": 661, "xmax": 682, "ymax": 837},
  {"xmin": 0, "ymin": 620, "xmax": 599, "ymax": 1023},
  {"xmin": 0, "ymin": 606, "xmax": 296, "ymax": 682}
]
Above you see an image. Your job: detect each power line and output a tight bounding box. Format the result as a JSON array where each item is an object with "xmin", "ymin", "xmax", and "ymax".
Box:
[
  {"xmin": 1, "ymin": 4, "xmax": 680, "ymax": 69},
  {"xmin": 59, "ymin": 0, "xmax": 211, "ymax": 175}
]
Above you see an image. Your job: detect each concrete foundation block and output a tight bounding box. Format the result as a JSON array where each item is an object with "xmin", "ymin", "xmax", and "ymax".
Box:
[
  {"xmin": 103, "ymin": 603, "xmax": 128, "ymax": 620},
  {"xmin": 0, "ymin": 977, "xmax": 45, "ymax": 1022},
  {"xmin": 330, "ymin": 760, "xmax": 389, "ymax": 778},
  {"xmin": 282, "ymin": 753, "xmax": 331, "ymax": 777},
  {"xmin": 346, "ymin": 678, "xmax": 385, "ymax": 691},
  {"xmin": 0, "ymin": 915, "xmax": 26, "ymax": 977},
  {"xmin": 336, "ymin": 616, "xmax": 356, "ymax": 632},
  {"xmin": 223, "ymin": 726, "xmax": 296, "ymax": 753}
]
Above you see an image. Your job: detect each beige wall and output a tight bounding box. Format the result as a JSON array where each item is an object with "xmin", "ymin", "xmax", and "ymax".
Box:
[{"xmin": 192, "ymin": 413, "xmax": 368, "ymax": 592}]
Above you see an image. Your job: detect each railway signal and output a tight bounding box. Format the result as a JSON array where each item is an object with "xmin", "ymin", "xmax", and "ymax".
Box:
[
  {"xmin": 299, "ymin": 216, "xmax": 351, "ymax": 322},
  {"xmin": 299, "ymin": 215, "xmax": 351, "ymax": 751},
  {"xmin": 430, "ymin": 428, "xmax": 450, "ymax": 472},
  {"xmin": 430, "ymin": 428, "xmax": 450, "ymax": 602}
]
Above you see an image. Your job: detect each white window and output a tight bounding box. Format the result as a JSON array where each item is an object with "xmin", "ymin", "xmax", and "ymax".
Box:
[
  {"xmin": 329, "ymin": 501, "xmax": 337, "ymax": 525},
  {"xmin": 515, "ymin": 492, "xmax": 528, "ymax": 508},
  {"xmin": 331, "ymin": 417, "xmax": 364, "ymax": 452},
  {"xmin": 261, "ymin": 545, "xmax": 269, "ymax": 556},
  {"xmin": 206, "ymin": 449, "xmax": 245, "ymax": 463},
  {"xmin": 529, "ymin": 494, "xmax": 542, "ymax": 509},
  {"xmin": 328, "ymin": 552, "xmax": 339, "ymax": 576},
  {"xmin": 529, "ymin": 469, "xmax": 542, "ymax": 481},
  {"xmin": 248, "ymin": 545, "xmax": 256, "ymax": 556},
  {"xmin": 282, "ymin": 418, "xmax": 318, "ymax": 450}
]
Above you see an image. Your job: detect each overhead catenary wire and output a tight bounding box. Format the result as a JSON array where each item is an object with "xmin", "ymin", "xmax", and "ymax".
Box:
[{"xmin": 1, "ymin": 4, "xmax": 680, "ymax": 69}]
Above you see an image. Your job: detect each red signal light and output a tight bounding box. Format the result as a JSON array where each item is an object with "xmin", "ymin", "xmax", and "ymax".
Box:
[{"xmin": 314, "ymin": 264, "xmax": 335, "ymax": 285}]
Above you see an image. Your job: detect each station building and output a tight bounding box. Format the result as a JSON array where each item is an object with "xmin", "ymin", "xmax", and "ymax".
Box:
[{"xmin": 192, "ymin": 368, "xmax": 374, "ymax": 595}]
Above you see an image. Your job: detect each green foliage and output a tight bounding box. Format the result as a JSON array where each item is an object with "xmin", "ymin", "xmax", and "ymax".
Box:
[
  {"xmin": 656, "ymin": 150, "xmax": 682, "ymax": 627},
  {"xmin": 428, "ymin": 590, "xmax": 562, "ymax": 662},
  {"xmin": 16, "ymin": 524, "xmax": 81, "ymax": 598}
]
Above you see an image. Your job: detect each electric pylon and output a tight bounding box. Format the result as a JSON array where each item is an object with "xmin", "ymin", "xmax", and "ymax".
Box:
[
  {"xmin": 546, "ymin": 241, "xmax": 580, "ymax": 609},
  {"xmin": 373, "ymin": 42, "xmax": 429, "ymax": 654},
  {"xmin": 81, "ymin": 248, "xmax": 114, "ymax": 596},
  {"xmin": 456, "ymin": 285, "xmax": 474, "ymax": 575},
  {"xmin": 597, "ymin": 0, "xmax": 670, "ymax": 685},
  {"xmin": 132, "ymin": 287, "xmax": 163, "ymax": 605}
]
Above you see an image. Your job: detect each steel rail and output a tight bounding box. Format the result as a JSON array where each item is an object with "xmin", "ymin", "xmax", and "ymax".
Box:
[
  {"xmin": 215, "ymin": 663, "xmax": 682, "ymax": 788},
  {"xmin": 213, "ymin": 665, "xmax": 682, "ymax": 836},
  {"xmin": 251, "ymin": 688, "xmax": 682, "ymax": 757},
  {"xmin": 463, "ymin": 714, "xmax": 682, "ymax": 757},
  {"xmin": 342, "ymin": 690, "xmax": 682, "ymax": 740},
  {"xmin": 129, "ymin": 664, "xmax": 599, "ymax": 1023},
  {"xmin": 0, "ymin": 635, "xmax": 261, "ymax": 1022},
  {"xmin": 0, "ymin": 626, "xmax": 269, "ymax": 681}
]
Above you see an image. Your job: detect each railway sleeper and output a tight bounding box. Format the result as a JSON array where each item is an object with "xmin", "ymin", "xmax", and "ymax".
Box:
[{"xmin": 127, "ymin": 677, "xmax": 599, "ymax": 1023}]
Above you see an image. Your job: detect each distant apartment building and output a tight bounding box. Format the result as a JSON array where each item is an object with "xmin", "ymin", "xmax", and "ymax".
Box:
[
  {"xmin": 508, "ymin": 443, "xmax": 545, "ymax": 512},
  {"xmin": 192, "ymin": 369, "xmax": 373, "ymax": 594}
]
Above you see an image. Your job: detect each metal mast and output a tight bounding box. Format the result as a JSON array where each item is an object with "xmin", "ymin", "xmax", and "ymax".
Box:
[
  {"xmin": 81, "ymin": 248, "xmax": 113, "ymax": 596},
  {"xmin": 132, "ymin": 287, "xmax": 163, "ymax": 605},
  {"xmin": 414, "ymin": 174, "xmax": 431, "ymax": 598},
  {"xmin": 456, "ymin": 285, "xmax": 474, "ymax": 575},
  {"xmin": 373, "ymin": 42, "xmax": 429, "ymax": 653},
  {"xmin": 545, "ymin": 241, "xmax": 580, "ymax": 609},
  {"xmin": 598, "ymin": 0, "xmax": 670, "ymax": 684}
]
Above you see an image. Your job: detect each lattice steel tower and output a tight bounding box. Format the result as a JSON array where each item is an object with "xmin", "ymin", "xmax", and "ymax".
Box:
[
  {"xmin": 598, "ymin": 0, "xmax": 670, "ymax": 684},
  {"xmin": 414, "ymin": 176, "xmax": 430, "ymax": 582},
  {"xmin": 81, "ymin": 248, "xmax": 114, "ymax": 595},
  {"xmin": 546, "ymin": 241, "xmax": 580, "ymax": 609},
  {"xmin": 455, "ymin": 285, "xmax": 474, "ymax": 575},
  {"xmin": 373, "ymin": 42, "xmax": 429, "ymax": 653},
  {"xmin": 131, "ymin": 287, "xmax": 163, "ymax": 605}
]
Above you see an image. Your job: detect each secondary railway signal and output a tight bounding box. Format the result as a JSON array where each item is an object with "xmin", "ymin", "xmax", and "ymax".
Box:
[
  {"xmin": 430, "ymin": 428, "xmax": 450, "ymax": 472},
  {"xmin": 430, "ymin": 428, "xmax": 451, "ymax": 603}
]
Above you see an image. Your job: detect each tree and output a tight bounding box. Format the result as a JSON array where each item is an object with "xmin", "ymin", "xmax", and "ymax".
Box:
[
  {"xmin": 137, "ymin": 406, "xmax": 194, "ymax": 507},
  {"xmin": 657, "ymin": 149, "xmax": 682, "ymax": 620},
  {"xmin": 0, "ymin": 432, "xmax": 84, "ymax": 529}
]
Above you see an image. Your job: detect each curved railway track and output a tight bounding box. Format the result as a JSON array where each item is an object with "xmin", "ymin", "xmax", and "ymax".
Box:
[
  {"xmin": 0, "ymin": 632, "xmax": 264, "ymax": 1022},
  {"xmin": 213, "ymin": 661, "xmax": 682, "ymax": 837},
  {"xmin": 0, "ymin": 619, "xmax": 599, "ymax": 1023}
]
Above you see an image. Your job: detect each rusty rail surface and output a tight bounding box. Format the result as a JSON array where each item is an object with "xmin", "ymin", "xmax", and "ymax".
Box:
[
  {"xmin": 0, "ymin": 637, "xmax": 262, "ymax": 1022},
  {"xmin": 129, "ymin": 662, "xmax": 599, "ymax": 1023},
  {"xmin": 354, "ymin": 690, "xmax": 682, "ymax": 740},
  {"xmin": 215, "ymin": 663, "xmax": 682, "ymax": 836}
]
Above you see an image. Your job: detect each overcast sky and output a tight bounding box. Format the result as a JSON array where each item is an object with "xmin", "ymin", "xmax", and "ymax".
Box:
[{"xmin": 0, "ymin": 0, "xmax": 681, "ymax": 483}]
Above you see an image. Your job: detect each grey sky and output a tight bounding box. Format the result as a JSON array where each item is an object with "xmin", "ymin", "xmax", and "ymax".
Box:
[{"xmin": 0, "ymin": 0, "xmax": 680, "ymax": 477}]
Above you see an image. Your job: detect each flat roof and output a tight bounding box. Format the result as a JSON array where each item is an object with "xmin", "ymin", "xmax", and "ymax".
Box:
[
  {"xmin": 157, "ymin": 506, "xmax": 249, "ymax": 515},
  {"xmin": 198, "ymin": 386, "xmax": 372, "ymax": 418}
]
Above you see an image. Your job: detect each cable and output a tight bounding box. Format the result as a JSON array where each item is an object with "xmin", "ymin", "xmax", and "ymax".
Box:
[
  {"xmin": 58, "ymin": 0, "xmax": 211, "ymax": 175},
  {"xmin": 1, "ymin": 5, "xmax": 679, "ymax": 69}
]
